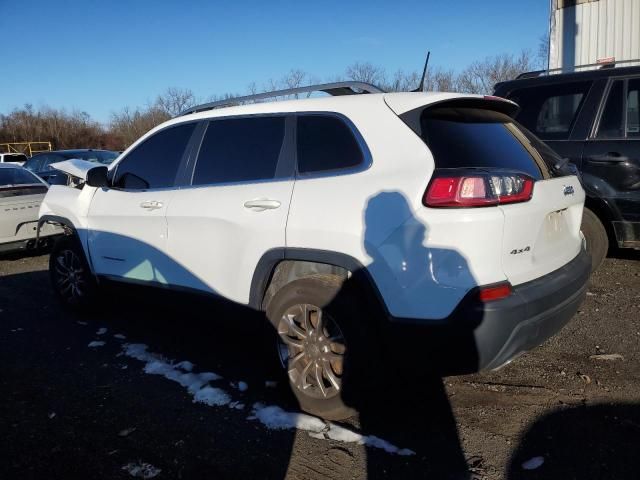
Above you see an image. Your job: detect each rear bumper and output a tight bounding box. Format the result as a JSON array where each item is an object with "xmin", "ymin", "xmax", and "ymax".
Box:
[{"xmin": 387, "ymin": 248, "xmax": 591, "ymax": 373}]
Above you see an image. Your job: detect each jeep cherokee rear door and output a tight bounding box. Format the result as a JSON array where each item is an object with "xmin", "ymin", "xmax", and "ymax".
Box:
[{"xmin": 164, "ymin": 115, "xmax": 294, "ymax": 304}]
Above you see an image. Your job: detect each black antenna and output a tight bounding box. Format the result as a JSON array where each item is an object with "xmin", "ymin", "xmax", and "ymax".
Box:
[{"xmin": 412, "ymin": 51, "xmax": 431, "ymax": 92}]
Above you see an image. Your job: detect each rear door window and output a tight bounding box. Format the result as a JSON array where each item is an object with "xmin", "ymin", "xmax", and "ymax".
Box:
[
  {"xmin": 508, "ymin": 82, "xmax": 591, "ymax": 140},
  {"xmin": 114, "ymin": 123, "xmax": 196, "ymax": 190},
  {"xmin": 192, "ymin": 116, "xmax": 286, "ymax": 185},
  {"xmin": 420, "ymin": 107, "xmax": 547, "ymax": 179},
  {"xmin": 296, "ymin": 115, "xmax": 364, "ymax": 174}
]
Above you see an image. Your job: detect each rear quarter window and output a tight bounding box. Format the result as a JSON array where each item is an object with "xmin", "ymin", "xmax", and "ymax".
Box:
[{"xmin": 296, "ymin": 115, "xmax": 364, "ymax": 174}]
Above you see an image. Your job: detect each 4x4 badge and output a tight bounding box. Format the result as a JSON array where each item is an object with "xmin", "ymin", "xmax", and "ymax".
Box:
[
  {"xmin": 510, "ymin": 246, "xmax": 531, "ymax": 255},
  {"xmin": 563, "ymin": 185, "xmax": 575, "ymax": 196}
]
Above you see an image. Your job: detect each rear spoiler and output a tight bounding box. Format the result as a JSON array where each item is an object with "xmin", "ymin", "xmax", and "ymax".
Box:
[{"xmin": 386, "ymin": 94, "xmax": 520, "ymax": 138}]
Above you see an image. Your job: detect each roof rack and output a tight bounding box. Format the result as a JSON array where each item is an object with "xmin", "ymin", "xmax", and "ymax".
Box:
[
  {"xmin": 516, "ymin": 58, "xmax": 640, "ymax": 79},
  {"xmin": 178, "ymin": 81, "xmax": 386, "ymax": 117}
]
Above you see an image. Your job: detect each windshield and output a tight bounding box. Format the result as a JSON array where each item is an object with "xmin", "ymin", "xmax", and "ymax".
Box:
[
  {"xmin": 0, "ymin": 167, "xmax": 42, "ymax": 186},
  {"xmin": 63, "ymin": 151, "xmax": 119, "ymax": 165}
]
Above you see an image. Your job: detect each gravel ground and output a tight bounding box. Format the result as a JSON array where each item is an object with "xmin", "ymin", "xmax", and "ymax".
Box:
[{"xmin": 0, "ymin": 251, "xmax": 638, "ymax": 480}]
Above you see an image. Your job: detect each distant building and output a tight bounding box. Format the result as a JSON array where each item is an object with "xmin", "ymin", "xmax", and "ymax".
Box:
[{"xmin": 549, "ymin": 0, "xmax": 640, "ymax": 70}]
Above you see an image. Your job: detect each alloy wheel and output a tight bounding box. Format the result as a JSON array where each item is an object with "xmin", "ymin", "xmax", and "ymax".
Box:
[
  {"xmin": 53, "ymin": 249, "xmax": 86, "ymax": 302},
  {"xmin": 277, "ymin": 303, "xmax": 346, "ymax": 400}
]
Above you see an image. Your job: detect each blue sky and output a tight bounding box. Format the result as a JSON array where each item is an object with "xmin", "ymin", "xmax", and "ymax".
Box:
[{"xmin": 0, "ymin": 0, "xmax": 549, "ymax": 123}]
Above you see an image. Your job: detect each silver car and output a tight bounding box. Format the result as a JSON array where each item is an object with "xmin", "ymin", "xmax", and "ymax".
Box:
[{"xmin": 0, "ymin": 164, "xmax": 62, "ymax": 253}]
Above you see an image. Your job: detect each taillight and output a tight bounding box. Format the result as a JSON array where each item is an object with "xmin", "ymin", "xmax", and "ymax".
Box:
[
  {"xmin": 424, "ymin": 171, "xmax": 534, "ymax": 207},
  {"xmin": 478, "ymin": 282, "xmax": 512, "ymax": 302}
]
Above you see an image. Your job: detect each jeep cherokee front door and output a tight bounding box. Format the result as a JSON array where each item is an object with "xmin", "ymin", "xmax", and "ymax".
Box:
[{"xmin": 88, "ymin": 122, "xmax": 198, "ymax": 282}]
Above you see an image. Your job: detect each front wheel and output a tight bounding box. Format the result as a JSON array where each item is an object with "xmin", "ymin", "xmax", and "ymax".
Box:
[
  {"xmin": 266, "ymin": 275, "xmax": 377, "ymax": 420},
  {"xmin": 49, "ymin": 235, "xmax": 98, "ymax": 309}
]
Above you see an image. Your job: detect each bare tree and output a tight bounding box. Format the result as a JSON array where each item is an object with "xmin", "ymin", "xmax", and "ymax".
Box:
[
  {"xmin": 155, "ymin": 87, "xmax": 196, "ymax": 116},
  {"xmin": 345, "ymin": 62, "xmax": 387, "ymax": 86},
  {"xmin": 457, "ymin": 50, "xmax": 537, "ymax": 94}
]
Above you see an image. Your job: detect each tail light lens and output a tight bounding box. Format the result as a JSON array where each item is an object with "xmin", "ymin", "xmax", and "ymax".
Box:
[{"xmin": 424, "ymin": 171, "xmax": 534, "ymax": 207}]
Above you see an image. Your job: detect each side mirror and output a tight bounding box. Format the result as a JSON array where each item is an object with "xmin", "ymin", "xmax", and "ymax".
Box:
[{"xmin": 86, "ymin": 166, "xmax": 109, "ymax": 188}]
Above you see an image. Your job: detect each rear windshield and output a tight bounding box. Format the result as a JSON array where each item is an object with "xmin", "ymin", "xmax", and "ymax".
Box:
[
  {"xmin": 0, "ymin": 168, "xmax": 47, "ymax": 197},
  {"xmin": 418, "ymin": 107, "xmax": 559, "ymax": 180},
  {"xmin": 2, "ymin": 154, "xmax": 28, "ymax": 163}
]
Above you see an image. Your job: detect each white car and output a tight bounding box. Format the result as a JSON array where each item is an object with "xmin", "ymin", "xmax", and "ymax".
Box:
[
  {"xmin": 0, "ymin": 164, "xmax": 62, "ymax": 253},
  {"xmin": 39, "ymin": 82, "xmax": 591, "ymax": 419},
  {"xmin": 0, "ymin": 153, "xmax": 28, "ymax": 166}
]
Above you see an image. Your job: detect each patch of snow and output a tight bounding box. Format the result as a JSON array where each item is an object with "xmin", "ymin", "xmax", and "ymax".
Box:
[
  {"xmin": 143, "ymin": 360, "xmax": 220, "ymax": 394},
  {"xmin": 113, "ymin": 334, "xmax": 127, "ymax": 340},
  {"xmin": 248, "ymin": 403, "xmax": 415, "ymax": 456},
  {"xmin": 522, "ymin": 456, "xmax": 545, "ymax": 470},
  {"xmin": 76, "ymin": 321, "xmax": 88, "ymax": 326},
  {"xmin": 48, "ymin": 412, "xmax": 56, "ymax": 419},
  {"xmin": 249, "ymin": 403, "xmax": 326, "ymax": 432},
  {"xmin": 96, "ymin": 327, "xmax": 108, "ymax": 335},
  {"xmin": 118, "ymin": 427, "xmax": 137, "ymax": 437},
  {"xmin": 121, "ymin": 461, "xmax": 161, "ymax": 478},
  {"xmin": 175, "ymin": 360, "xmax": 194, "ymax": 372},
  {"xmin": 122, "ymin": 343, "xmax": 227, "ymax": 404},
  {"xmin": 265, "ymin": 380, "xmax": 278, "ymax": 388},
  {"xmin": 88, "ymin": 341, "xmax": 106, "ymax": 348},
  {"xmin": 193, "ymin": 386, "xmax": 231, "ymax": 407},
  {"xmin": 121, "ymin": 344, "xmax": 413, "ymax": 456}
]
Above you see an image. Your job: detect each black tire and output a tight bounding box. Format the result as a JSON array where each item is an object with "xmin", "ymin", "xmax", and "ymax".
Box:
[
  {"xmin": 266, "ymin": 275, "xmax": 377, "ymax": 420},
  {"xmin": 581, "ymin": 208, "xmax": 608, "ymax": 272},
  {"xmin": 49, "ymin": 235, "xmax": 98, "ymax": 310}
]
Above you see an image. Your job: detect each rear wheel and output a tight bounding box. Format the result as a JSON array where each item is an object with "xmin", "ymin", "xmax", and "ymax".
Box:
[
  {"xmin": 581, "ymin": 208, "xmax": 608, "ymax": 272},
  {"xmin": 49, "ymin": 235, "xmax": 98, "ymax": 309},
  {"xmin": 266, "ymin": 275, "xmax": 377, "ymax": 420}
]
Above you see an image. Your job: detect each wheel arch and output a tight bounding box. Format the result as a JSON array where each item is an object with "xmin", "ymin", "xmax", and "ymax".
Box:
[
  {"xmin": 251, "ymin": 248, "xmax": 389, "ymax": 319},
  {"xmin": 38, "ymin": 215, "xmax": 94, "ymax": 273}
]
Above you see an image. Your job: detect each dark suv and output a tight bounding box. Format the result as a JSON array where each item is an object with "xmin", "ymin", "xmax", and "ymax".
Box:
[{"xmin": 495, "ymin": 64, "xmax": 640, "ymax": 270}]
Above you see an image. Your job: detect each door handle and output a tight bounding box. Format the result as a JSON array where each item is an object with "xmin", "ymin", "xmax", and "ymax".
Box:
[
  {"xmin": 243, "ymin": 199, "xmax": 281, "ymax": 212},
  {"xmin": 140, "ymin": 200, "xmax": 163, "ymax": 210},
  {"xmin": 587, "ymin": 152, "xmax": 629, "ymax": 164}
]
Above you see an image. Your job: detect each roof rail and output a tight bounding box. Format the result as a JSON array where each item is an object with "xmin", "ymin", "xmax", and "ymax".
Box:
[
  {"xmin": 516, "ymin": 58, "xmax": 640, "ymax": 79},
  {"xmin": 177, "ymin": 81, "xmax": 386, "ymax": 117}
]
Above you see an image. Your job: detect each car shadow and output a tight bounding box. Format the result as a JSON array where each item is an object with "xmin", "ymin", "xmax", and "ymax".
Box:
[
  {"xmin": 507, "ymin": 403, "xmax": 640, "ymax": 479},
  {"xmin": 327, "ymin": 191, "xmax": 481, "ymax": 479},
  {"xmin": 3, "ymin": 190, "xmax": 494, "ymax": 479}
]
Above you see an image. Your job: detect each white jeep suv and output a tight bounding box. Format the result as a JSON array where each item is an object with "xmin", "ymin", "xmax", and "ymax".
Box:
[{"xmin": 39, "ymin": 82, "xmax": 591, "ymax": 420}]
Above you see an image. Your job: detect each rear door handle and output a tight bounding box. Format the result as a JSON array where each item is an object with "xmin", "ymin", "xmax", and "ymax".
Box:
[
  {"xmin": 243, "ymin": 199, "xmax": 281, "ymax": 212},
  {"xmin": 140, "ymin": 200, "xmax": 163, "ymax": 210},
  {"xmin": 587, "ymin": 152, "xmax": 629, "ymax": 164}
]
